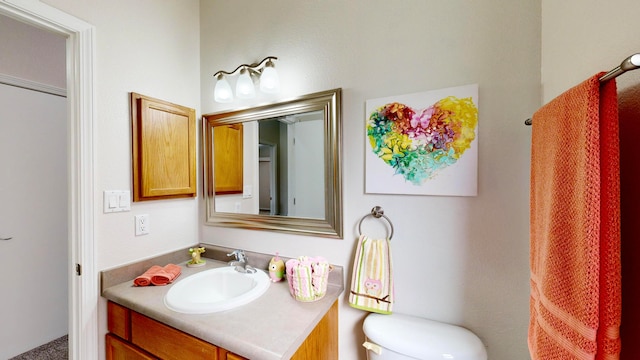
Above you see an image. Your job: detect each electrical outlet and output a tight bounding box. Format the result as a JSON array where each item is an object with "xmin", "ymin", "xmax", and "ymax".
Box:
[{"xmin": 135, "ymin": 214, "xmax": 150, "ymax": 236}]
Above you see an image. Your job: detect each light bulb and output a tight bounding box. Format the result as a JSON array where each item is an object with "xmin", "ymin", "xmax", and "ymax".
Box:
[
  {"xmin": 259, "ymin": 62, "xmax": 280, "ymax": 94},
  {"xmin": 213, "ymin": 76, "xmax": 233, "ymax": 103},
  {"xmin": 235, "ymin": 68, "xmax": 256, "ymax": 99}
]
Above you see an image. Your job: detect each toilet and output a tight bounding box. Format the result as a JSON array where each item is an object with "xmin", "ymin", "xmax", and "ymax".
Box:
[{"xmin": 362, "ymin": 313, "xmax": 488, "ymax": 360}]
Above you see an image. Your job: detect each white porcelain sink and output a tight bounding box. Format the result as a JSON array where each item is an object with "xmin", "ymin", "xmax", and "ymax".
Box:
[{"xmin": 164, "ymin": 266, "xmax": 270, "ymax": 314}]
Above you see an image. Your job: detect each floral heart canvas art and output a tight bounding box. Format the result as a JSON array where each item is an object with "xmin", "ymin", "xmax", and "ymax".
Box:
[{"xmin": 365, "ymin": 84, "xmax": 479, "ymax": 196}]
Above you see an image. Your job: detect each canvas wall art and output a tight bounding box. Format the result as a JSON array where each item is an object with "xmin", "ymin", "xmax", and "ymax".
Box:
[{"xmin": 365, "ymin": 84, "xmax": 479, "ymax": 196}]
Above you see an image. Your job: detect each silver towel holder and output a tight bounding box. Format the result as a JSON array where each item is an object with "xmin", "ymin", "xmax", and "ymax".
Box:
[{"xmin": 357, "ymin": 206, "xmax": 394, "ymax": 240}]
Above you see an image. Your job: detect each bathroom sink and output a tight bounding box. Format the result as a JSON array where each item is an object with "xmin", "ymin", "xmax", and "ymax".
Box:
[{"xmin": 164, "ymin": 266, "xmax": 270, "ymax": 314}]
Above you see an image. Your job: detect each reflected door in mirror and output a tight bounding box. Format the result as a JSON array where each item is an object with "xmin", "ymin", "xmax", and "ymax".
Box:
[{"xmin": 288, "ymin": 116, "xmax": 324, "ymax": 218}]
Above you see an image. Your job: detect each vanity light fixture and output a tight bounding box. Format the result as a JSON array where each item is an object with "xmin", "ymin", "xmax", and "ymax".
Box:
[{"xmin": 213, "ymin": 56, "xmax": 280, "ymax": 103}]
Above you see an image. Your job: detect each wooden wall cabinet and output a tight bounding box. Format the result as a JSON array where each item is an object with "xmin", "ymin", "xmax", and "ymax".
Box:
[
  {"xmin": 106, "ymin": 300, "xmax": 338, "ymax": 360},
  {"xmin": 131, "ymin": 93, "xmax": 196, "ymax": 201}
]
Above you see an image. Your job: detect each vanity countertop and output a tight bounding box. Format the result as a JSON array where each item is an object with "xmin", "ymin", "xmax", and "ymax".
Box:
[{"xmin": 101, "ymin": 246, "xmax": 344, "ymax": 360}]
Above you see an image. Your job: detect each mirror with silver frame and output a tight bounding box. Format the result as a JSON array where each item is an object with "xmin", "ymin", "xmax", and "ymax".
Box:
[{"xmin": 202, "ymin": 88, "xmax": 343, "ymax": 238}]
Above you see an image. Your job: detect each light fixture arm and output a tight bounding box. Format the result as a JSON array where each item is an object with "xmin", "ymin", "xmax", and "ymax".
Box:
[{"xmin": 213, "ymin": 56, "xmax": 278, "ymax": 78}]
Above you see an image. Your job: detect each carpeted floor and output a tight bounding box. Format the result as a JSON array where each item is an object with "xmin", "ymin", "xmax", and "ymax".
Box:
[{"xmin": 9, "ymin": 335, "xmax": 68, "ymax": 360}]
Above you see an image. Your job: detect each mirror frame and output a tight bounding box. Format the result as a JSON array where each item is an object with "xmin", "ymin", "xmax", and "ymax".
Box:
[{"xmin": 202, "ymin": 88, "xmax": 343, "ymax": 238}]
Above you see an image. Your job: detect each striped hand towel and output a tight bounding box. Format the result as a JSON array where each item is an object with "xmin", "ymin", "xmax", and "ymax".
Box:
[{"xmin": 349, "ymin": 235, "xmax": 393, "ymax": 314}]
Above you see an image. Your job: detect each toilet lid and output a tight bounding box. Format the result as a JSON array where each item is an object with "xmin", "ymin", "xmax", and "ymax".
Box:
[{"xmin": 362, "ymin": 313, "xmax": 487, "ymax": 360}]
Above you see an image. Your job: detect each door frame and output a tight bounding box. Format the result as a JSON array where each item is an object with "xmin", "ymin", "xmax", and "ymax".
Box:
[
  {"xmin": 259, "ymin": 142, "xmax": 278, "ymax": 215},
  {"xmin": 0, "ymin": 1, "xmax": 96, "ymax": 359}
]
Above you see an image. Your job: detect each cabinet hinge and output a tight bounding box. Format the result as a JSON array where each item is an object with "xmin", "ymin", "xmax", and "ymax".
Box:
[{"xmin": 76, "ymin": 263, "xmax": 82, "ymax": 276}]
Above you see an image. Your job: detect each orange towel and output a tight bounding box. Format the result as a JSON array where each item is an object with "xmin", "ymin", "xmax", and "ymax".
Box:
[
  {"xmin": 529, "ymin": 73, "xmax": 621, "ymax": 360},
  {"xmin": 151, "ymin": 264, "xmax": 182, "ymax": 286},
  {"xmin": 134, "ymin": 264, "xmax": 182, "ymax": 286}
]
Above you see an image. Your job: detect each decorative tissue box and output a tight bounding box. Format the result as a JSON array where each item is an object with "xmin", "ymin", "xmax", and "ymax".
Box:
[{"xmin": 285, "ymin": 256, "xmax": 331, "ymax": 302}]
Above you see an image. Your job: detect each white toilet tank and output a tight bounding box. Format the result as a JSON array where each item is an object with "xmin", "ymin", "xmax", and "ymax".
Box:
[{"xmin": 362, "ymin": 313, "xmax": 488, "ymax": 360}]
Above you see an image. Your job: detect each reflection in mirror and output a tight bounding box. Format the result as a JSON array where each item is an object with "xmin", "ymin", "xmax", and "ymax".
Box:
[
  {"xmin": 213, "ymin": 123, "xmax": 243, "ymax": 195},
  {"xmin": 203, "ymin": 88, "xmax": 342, "ymax": 238},
  {"xmin": 257, "ymin": 111, "xmax": 324, "ymax": 218}
]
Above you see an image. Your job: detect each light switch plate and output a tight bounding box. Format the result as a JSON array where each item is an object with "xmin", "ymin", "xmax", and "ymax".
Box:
[
  {"xmin": 103, "ymin": 190, "xmax": 131, "ymax": 213},
  {"xmin": 243, "ymin": 185, "xmax": 252, "ymax": 198}
]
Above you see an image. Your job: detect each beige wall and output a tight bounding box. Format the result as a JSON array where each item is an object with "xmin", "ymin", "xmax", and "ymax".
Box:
[{"xmin": 200, "ymin": 1, "xmax": 540, "ymax": 359}]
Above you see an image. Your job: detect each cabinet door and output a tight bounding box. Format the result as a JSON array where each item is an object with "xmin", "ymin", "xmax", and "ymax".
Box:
[
  {"xmin": 218, "ymin": 347, "xmax": 248, "ymax": 360},
  {"xmin": 106, "ymin": 334, "xmax": 157, "ymax": 360},
  {"xmin": 291, "ymin": 300, "xmax": 339, "ymax": 359},
  {"xmin": 213, "ymin": 124, "xmax": 243, "ymax": 194},
  {"xmin": 107, "ymin": 301, "xmax": 131, "ymax": 340},
  {"xmin": 131, "ymin": 311, "xmax": 218, "ymax": 360},
  {"xmin": 131, "ymin": 92, "xmax": 196, "ymax": 201}
]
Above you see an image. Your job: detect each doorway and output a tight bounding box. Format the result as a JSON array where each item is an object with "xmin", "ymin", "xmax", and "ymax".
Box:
[
  {"xmin": 0, "ymin": 2, "xmax": 97, "ymax": 359},
  {"xmin": 0, "ymin": 14, "xmax": 67, "ymax": 359},
  {"xmin": 286, "ymin": 115, "xmax": 325, "ymax": 218},
  {"xmin": 259, "ymin": 143, "xmax": 278, "ymax": 215},
  {"xmin": 0, "ymin": 83, "xmax": 68, "ymax": 358}
]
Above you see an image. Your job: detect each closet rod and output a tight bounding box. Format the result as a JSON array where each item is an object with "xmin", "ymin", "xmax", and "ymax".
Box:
[{"xmin": 524, "ymin": 53, "xmax": 640, "ymax": 126}]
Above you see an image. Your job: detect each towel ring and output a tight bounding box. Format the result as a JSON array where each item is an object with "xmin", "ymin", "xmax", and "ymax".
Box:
[{"xmin": 357, "ymin": 206, "xmax": 394, "ymax": 240}]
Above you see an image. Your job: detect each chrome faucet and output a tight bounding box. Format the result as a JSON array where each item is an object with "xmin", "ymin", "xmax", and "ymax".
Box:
[{"xmin": 227, "ymin": 250, "xmax": 256, "ymax": 273}]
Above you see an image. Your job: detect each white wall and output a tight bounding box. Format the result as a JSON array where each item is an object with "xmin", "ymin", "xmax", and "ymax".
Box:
[
  {"xmin": 200, "ymin": 1, "xmax": 540, "ymax": 359},
  {"xmin": 39, "ymin": 1, "xmax": 201, "ymax": 358},
  {"xmin": 541, "ymin": 0, "xmax": 640, "ymax": 101},
  {"xmin": 38, "ymin": 0, "xmax": 201, "ymax": 267}
]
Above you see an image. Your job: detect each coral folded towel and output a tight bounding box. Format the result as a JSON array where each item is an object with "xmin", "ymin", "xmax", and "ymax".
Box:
[
  {"xmin": 134, "ymin": 264, "xmax": 182, "ymax": 286},
  {"xmin": 349, "ymin": 235, "xmax": 393, "ymax": 314},
  {"xmin": 529, "ymin": 73, "xmax": 621, "ymax": 360}
]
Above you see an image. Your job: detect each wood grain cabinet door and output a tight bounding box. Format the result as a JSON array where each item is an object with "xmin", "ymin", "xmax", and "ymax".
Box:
[
  {"xmin": 213, "ymin": 123, "xmax": 243, "ymax": 194},
  {"xmin": 131, "ymin": 93, "xmax": 196, "ymax": 201},
  {"xmin": 218, "ymin": 348, "xmax": 249, "ymax": 360},
  {"xmin": 106, "ymin": 334, "xmax": 157, "ymax": 360},
  {"xmin": 130, "ymin": 311, "xmax": 218, "ymax": 359}
]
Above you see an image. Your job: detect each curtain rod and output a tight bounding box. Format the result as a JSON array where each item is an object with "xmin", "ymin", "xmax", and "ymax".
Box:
[{"xmin": 524, "ymin": 53, "xmax": 640, "ymax": 126}]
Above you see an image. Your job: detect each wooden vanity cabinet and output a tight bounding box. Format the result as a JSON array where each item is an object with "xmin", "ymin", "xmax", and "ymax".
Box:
[
  {"xmin": 106, "ymin": 301, "xmax": 246, "ymax": 360},
  {"xmin": 106, "ymin": 300, "xmax": 338, "ymax": 359}
]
